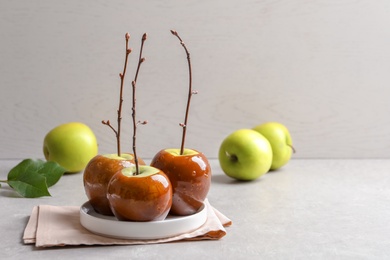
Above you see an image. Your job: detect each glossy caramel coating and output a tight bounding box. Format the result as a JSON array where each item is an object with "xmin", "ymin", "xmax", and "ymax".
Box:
[
  {"xmin": 83, "ymin": 154, "xmax": 145, "ymax": 215},
  {"xmin": 107, "ymin": 170, "xmax": 172, "ymax": 221},
  {"xmin": 150, "ymin": 149, "xmax": 211, "ymax": 216}
]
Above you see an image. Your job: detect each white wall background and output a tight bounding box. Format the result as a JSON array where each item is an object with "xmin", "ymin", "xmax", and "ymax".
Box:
[{"xmin": 1, "ymin": 0, "xmax": 389, "ymax": 160}]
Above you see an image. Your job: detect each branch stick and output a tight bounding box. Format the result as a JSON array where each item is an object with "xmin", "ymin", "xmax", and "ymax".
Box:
[
  {"xmin": 132, "ymin": 33, "xmax": 147, "ymax": 175},
  {"xmin": 170, "ymin": 30, "xmax": 195, "ymax": 155},
  {"xmin": 102, "ymin": 33, "xmax": 132, "ymax": 156}
]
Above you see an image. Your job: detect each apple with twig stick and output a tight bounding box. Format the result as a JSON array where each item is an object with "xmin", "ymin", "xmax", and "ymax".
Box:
[
  {"xmin": 151, "ymin": 30, "xmax": 211, "ymax": 216},
  {"xmin": 106, "ymin": 33, "xmax": 173, "ymax": 221},
  {"xmin": 83, "ymin": 33, "xmax": 145, "ymax": 216}
]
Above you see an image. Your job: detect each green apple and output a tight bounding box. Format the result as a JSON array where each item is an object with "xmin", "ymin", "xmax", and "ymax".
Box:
[
  {"xmin": 43, "ymin": 122, "xmax": 98, "ymax": 173},
  {"xmin": 218, "ymin": 129, "xmax": 272, "ymax": 181},
  {"xmin": 253, "ymin": 122, "xmax": 294, "ymax": 170}
]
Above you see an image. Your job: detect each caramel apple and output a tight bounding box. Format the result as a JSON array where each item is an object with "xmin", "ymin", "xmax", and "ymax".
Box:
[
  {"xmin": 150, "ymin": 148, "xmax": 211, "ymax": 215},
  {"xmin": 103, "ymin": 32, "xmax": 172, "ymax": 222},
  {"xmin": 83, "ymin": 153, "xmax": 145, "ymax": 215},
  {"xmin": 150, "ymin": 30, "xmax": 211, "ymax": 215},
  {"xmin": 83, "ymin": 32, "xmax": 150, "ymax": 217},
  {"xmin": 107, "ymin": 165, "xmax": 172, "ymax": 221}
]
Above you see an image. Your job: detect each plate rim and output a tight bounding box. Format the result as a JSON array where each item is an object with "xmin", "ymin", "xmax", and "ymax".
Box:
[{"xmin": 80, "ymin": 201, "xmax": 208, "ymax": 240}]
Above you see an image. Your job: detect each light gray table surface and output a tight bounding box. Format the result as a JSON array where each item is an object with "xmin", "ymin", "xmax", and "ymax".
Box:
[{"xmin": 1, "ymin": 159, "xmax": 389, "ymax": 260}]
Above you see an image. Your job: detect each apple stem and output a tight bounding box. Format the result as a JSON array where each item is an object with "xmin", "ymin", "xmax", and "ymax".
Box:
[
  {"xmin": 102, "ymin": 33, "xmax": 132, "ymax": 157},
  {"xmin": 170, "ymin": 30, "xmax": 197, "ymax": 155},
  {"xmin": 288, "ymin": 144, "xmax": 297, "ymax": 153},
  {"xmin": 131, "ymin": 33, "xmax": 148, "ymax": 175},
  {"xmin": 226, "ymin": 152, "xmax": 238, "ymax": 162}
]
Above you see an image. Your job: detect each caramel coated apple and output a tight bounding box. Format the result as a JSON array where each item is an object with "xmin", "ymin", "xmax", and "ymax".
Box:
[
  {"xmin": 150, "ymin": 148, "xmax": 211, "ymax": 216},
  {"xmin": 107, "ymin": 166, "xmax": 172, "ymax": 221},
  {"xmin": 83, "ymin": 153, "xmax": 145, "ymax": 215}
]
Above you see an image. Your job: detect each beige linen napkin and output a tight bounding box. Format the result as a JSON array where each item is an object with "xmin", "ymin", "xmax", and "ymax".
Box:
[{"xmin": 23, "ymin": 199, "xmax": 232, "ymax": 247}]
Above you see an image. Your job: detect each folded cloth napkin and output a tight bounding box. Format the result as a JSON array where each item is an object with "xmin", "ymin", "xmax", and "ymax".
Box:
[{"xmin": 23, "ymin": 199, "xmax": 232, "ymax": 247}]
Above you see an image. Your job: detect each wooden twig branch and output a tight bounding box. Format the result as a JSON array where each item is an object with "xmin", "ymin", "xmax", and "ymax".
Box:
[
  {"xmin": 170, "ymin": 30, "xmax": 197, "ymax": 155},
  {"xmin": 131, "ymin": 33, "xmax": 148, "ymax": 175},
  {"xmin": 102, "ymin": 33, "xmax": 132, "ymax": 156}
]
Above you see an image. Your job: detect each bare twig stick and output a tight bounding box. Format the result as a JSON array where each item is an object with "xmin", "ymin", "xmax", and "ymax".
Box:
[
  {"xmin": 101, "ymin": 120, "xmax": 117, "ymax": 136},
  {"xmin": 102, "ymin": 33, "xmax": 132, "ymax": 156},
  {"xmin": 132, "ymin": 33, "xmax": 148, "ymax": 175},
  {"xmin": 170, "ymin": 30, "xmax": 196, "ymax": 155}
]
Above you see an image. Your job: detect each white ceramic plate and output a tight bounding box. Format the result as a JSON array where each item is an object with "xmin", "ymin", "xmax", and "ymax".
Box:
[{"xmin": 80, "ymin": 201, "xmax": 207, "ymax": 240}]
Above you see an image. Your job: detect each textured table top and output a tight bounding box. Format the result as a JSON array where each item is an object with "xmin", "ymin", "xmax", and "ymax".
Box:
[{"xmin": 1, "ymin": 159, "xmax": 389, "ymax": 259}]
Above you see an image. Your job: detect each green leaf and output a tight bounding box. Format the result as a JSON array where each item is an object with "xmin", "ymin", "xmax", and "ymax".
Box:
[
  {"xmin": 36, "ymin": 161, "xmax": 66, "ymax": 187},
  {"xmin": 7, "ymin": 159, "xmax": 66, "ymax": 198},
  {"xmin": 8, "ymin": 171, "xmax": 50, "ymax": 198}
]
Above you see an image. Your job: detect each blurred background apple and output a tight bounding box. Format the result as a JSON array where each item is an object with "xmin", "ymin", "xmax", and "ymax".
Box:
[
  {"xmin": 253, "ymin": 122, "xmax": 294, "ymax": 170},
  {"xmin": 43, "ymin": 122, "xmax": 98, "ymax": 173},
  {"xmin": 218, "ymin": 129, "xmax": 272, "ymax": 181}
]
